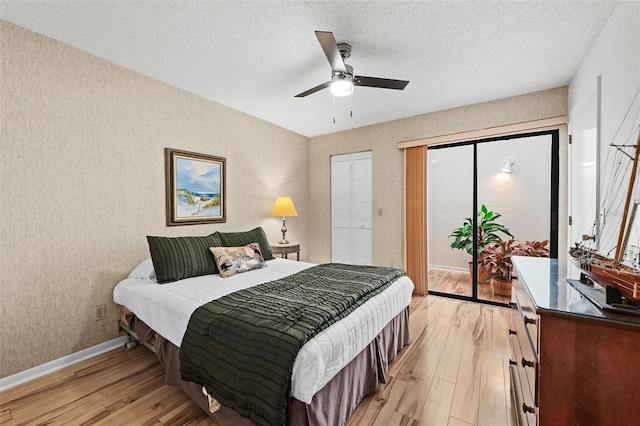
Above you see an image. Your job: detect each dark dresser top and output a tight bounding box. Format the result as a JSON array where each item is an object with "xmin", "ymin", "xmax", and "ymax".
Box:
[{"xmin": 512, "ymin": 256, "xmax": 640, "ymax": 327}]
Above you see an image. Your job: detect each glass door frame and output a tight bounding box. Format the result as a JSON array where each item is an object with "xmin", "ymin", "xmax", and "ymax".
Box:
[{"xmin": 427, "ymin": 129, "xmax": 560, "ymax": 306}]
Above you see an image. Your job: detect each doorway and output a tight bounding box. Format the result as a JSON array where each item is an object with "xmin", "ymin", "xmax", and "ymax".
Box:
[
  {"xmin": 427, "ymin": 131, "xmax": 559, "ymax": 305},
  {"xmin": 568, "ymin": 81, "xmax": 598, "ymax": 270}
]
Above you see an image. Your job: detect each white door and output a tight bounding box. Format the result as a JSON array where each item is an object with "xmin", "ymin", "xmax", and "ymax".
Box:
[
  {"xmin": 569, "ymin": 81, "xmax": 599, "ymax": 255},
  {"xmin": 331, "ymin": 151, "xmax": 372, "ymax": 265}
]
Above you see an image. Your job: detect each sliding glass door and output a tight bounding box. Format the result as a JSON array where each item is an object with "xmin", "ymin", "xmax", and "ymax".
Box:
[
  {"xmin": 476, "ymin": 134, "xmax": 556, "ymax": 303},
  {"xmin": 427, "ymin": 144, "xmax": 475, "ymax": 298},
  {"xmin": 428, "ymin": 131, "xmax": 559, "ymax": 305}
]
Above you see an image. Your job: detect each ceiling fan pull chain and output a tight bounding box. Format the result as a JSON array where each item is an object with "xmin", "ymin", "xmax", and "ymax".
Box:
[
  {"xmin": 333, "ymin": 95, "xmax": 336, "ymax": 124},
  {"xmin": 350, "ymin": 92, "xmax": 353, "ymax": 118}
]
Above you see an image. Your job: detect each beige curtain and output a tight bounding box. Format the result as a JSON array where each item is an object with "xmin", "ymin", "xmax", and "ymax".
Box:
[{"xmin": 404, "ymin": 146, "xmax": 428, "ymax": 295}]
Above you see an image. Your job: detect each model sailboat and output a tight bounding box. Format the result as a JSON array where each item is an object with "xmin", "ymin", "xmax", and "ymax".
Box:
[{"xmin": 570, "ymin": 91, "xmax": 640, "ymax": 302}]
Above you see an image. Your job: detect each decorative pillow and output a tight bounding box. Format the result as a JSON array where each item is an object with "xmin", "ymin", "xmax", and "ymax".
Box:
[
  {"xmin": 218, "ymin": 227, "xmax": 274, "ymax": 260},
  {"xmin": 210, "ymin": 243, "xmax": 267, "ymax": 278},
  {"xmin": 127, "ymin": 259, "xmax": 157, "ymax": 282},
  {"xmin": 147, "ymin": 233, "xmax": 223, "ymax": 283}
]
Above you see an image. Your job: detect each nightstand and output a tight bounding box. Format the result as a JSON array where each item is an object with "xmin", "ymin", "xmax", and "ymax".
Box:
[{"xmin": 270, "ymin": 242, "xmax": 300, "ymax": 261}]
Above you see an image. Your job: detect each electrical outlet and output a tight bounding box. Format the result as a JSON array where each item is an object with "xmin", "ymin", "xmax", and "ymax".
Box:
[{"xmin": 95, "ymin": 305, "xmax": 106, "ymax": 321}]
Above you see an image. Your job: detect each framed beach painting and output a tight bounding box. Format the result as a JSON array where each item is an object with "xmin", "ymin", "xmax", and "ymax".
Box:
[{"xmin": 165, "ymin": 148, "xmax": 226, "ymax": 226}]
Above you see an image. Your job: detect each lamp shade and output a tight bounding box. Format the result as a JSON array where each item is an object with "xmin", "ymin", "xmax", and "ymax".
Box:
[
  {"xmin": 271, "ymin": 197, "xmax": 298, "ymax": 217},
  {"xmin": 330, "ymin": 72, "xmax": 354, "ymax": 97},
  {"xmin": 330, "ymin": 80, "xmax": 354, "ymax": 97}
]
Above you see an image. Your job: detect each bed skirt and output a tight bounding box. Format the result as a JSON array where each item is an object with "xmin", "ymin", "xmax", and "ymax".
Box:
[{"xmin": 121, "ymin": 307, "xmax": 410, "ymax": 426}]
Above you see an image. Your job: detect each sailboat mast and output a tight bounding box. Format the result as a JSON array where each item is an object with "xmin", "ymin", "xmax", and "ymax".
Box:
[
  {"xmin": 613, "ymin": 130, "xmax": 640, "ymax": 267},
  {"xmin": 619, "ymin": 202, "xmax": 639, "ymax": 266}
]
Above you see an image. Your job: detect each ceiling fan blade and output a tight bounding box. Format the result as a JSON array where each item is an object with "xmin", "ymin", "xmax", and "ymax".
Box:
[
  {"xmin": 294, "ymin": 81, "xmax": 331, "ymax": 98},
  {"xmin": 354, "ymin": 76, "xmax": 409, "ymax": 90},
  {"xmin": 315, "ymin": 31, "xmax": 347, "ymax": 73}
]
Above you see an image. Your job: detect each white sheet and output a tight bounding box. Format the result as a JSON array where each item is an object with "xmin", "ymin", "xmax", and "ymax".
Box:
[{"xmin": 113, "ymin": 258, "xmax": 413, "ymax": 403}]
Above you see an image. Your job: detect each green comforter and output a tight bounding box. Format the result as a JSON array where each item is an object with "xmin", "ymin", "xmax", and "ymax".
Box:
[{"xmin": 179, "ymin": 263, "xmax": 406, "ymax": 426}]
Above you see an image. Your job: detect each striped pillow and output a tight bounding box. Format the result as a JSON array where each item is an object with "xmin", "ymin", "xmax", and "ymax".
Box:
[
  {"xmin": 218, "ymin": 227, "xmax": 274, "ymax": 260},
  {"xmin": 147, "ymin": 233, "xmax": 223, "ymax": 283}
]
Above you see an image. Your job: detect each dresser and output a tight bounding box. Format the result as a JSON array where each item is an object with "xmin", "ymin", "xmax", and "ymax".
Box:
[{"xmin": 510, "ymin": 256, "xmax": 640, "ymax": 426}]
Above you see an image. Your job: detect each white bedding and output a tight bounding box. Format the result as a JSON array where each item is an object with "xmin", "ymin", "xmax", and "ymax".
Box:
[{"xmin": 113, "ymin": 258, "xmax": 413, "ymax": 404}]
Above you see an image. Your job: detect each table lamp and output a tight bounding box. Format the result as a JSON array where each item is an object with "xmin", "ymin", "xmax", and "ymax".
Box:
[{"xmin": 271, "ymin": 196, "xmax": 298, "ymax": 244}]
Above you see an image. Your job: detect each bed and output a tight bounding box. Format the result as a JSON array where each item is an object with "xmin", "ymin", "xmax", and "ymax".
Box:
[{"xmin": 113, "ymin": 230, "xmax": 413, "ymax": 426}]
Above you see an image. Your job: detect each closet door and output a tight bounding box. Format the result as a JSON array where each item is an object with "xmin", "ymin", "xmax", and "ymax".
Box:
[{"xmin": 331, "ymin": 151, "xmax": 372, "ymax": 265}]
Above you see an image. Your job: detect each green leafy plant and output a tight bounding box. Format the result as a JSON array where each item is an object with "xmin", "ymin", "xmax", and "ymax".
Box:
[
  {"xmin": 478, "ymin": 239, "xmax": 550, "ymax": 282},
  {"xmin": 449, "ymin": 205, "xmax": 514, "ymax": 256}
]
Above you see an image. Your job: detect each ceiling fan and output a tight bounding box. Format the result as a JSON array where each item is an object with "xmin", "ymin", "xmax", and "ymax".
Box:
[{"xmin": 295, "ymin": 31, "xmax": 409, "ymax": 98}]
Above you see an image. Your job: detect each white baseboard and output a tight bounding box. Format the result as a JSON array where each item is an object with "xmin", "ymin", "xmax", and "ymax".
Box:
[
  {"xmin": 428, "ymin": 264, "xmax": 469, "ymax": 273},
  {"xmin": 0, "ymin": 336, "xmax": 129, "ymax": 392}
]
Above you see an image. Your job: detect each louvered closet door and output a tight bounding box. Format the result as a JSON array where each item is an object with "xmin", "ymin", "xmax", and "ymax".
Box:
[{"xmin": 331, "ymin": 151, "xmax": 372, "ymax": 265}]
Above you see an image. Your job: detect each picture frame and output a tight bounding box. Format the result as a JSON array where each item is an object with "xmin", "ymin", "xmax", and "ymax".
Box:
[{"xmin": 165, "ymin": 148, "xmax": 226, "ymax": 226}]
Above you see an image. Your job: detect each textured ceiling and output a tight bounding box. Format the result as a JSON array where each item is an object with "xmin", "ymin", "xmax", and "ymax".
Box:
[{"xmin": 1, "ymin": 1, "xmax": 618, "ymax": 137}]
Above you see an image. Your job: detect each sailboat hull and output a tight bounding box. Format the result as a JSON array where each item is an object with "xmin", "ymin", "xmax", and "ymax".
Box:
[
  {"xmin": 590, "ymin": 263, "xmax": 640, "ymax": 300},
  {"xmin": 570, "ymin": 245, "xmax": 640, "ymax": 301}
]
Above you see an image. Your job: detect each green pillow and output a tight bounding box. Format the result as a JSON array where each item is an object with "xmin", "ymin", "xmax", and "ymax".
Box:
[
  {"xmin": 218, "ymin": 227, "xmax": 274, "ymax": 260},
  {"xmin": 147, "ymin": 233, "xmax": 223, "ymax": 283}
]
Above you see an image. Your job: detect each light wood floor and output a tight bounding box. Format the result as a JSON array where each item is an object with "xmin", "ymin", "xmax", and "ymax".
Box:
[
  {"xmin": 429, "ymin": 269, "xmax": 512, "ymax": 305},
  {"xmin": 0, "ymin": 296, "xmax": 515, "ymax": 426}
]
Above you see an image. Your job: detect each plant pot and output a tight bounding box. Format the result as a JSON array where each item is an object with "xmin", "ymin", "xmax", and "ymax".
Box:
[
  {"xmin": 491, "ymin": 277, "xmax": 512, "ymax": 297},
  {"xmin": 478, "ymin": 266, "xmax": 490, "ymax": 284},
  {"xmin": 468, "ymin": 262, "xmax": 490, "ymax": 284}
]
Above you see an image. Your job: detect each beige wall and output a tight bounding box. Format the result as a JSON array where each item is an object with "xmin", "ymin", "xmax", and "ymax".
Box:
[
  {"xmin": 307, "ymin": 87, "xmax": 569, "ymax": 268},
  {"xmin": 0, "ymin": 21, "xmax": 309, "ymax": 378},
  {"xmin": 0, "ymin": 20, "xmax": 570, "ymax": 380}
]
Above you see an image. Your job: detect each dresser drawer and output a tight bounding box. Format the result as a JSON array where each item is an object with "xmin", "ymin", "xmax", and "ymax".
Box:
[
  {"xmin": 512, "ymin": 278, "xmax": 539, "ymax": 355},
  {"xmin": 510, "ymin": 313, "xmax": 537, "ymax": 397},
  {"xmin": 509, "ymin": 339, "xmax": 538, "ymax": 426},
  {"xmin": 511, "ymin": 308, "xmax": 538, "ymax": 400}
]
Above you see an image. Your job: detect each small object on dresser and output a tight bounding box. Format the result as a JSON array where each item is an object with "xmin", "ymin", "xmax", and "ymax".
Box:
[{"xmin": 270, "ymin": 242, "xmax": 300, "ymax": 261}]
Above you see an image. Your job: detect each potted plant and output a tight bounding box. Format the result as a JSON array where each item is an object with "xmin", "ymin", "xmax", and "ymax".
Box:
[
  {"xmin": 449, "ymin": 205, "xmax": 514, "ymax": 282},
  {"xmin": 478, "ymin": 239, "xmax": 550, "ymax": 296}
]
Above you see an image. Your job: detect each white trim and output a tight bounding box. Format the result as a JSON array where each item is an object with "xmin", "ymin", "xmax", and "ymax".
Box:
[
  {"xmin": 397, "ymin": 115, "xmax": 568, "ymax": 149},
  {"xmin": 428, "ymin": 265, "xmax": 469, "ymax": 273},
  {"xmin": 0, "ymin": 336, "xmax": 129, "ymax": 391}
]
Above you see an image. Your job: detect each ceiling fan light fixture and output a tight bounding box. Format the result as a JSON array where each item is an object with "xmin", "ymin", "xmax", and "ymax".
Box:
[
  {"xmin": 294, "ymin": 31, "xmax": 409, "ymax": 98},
  {"xmin": 330, "ymin": 73, "xmax": 354, "ymax": 97}
]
